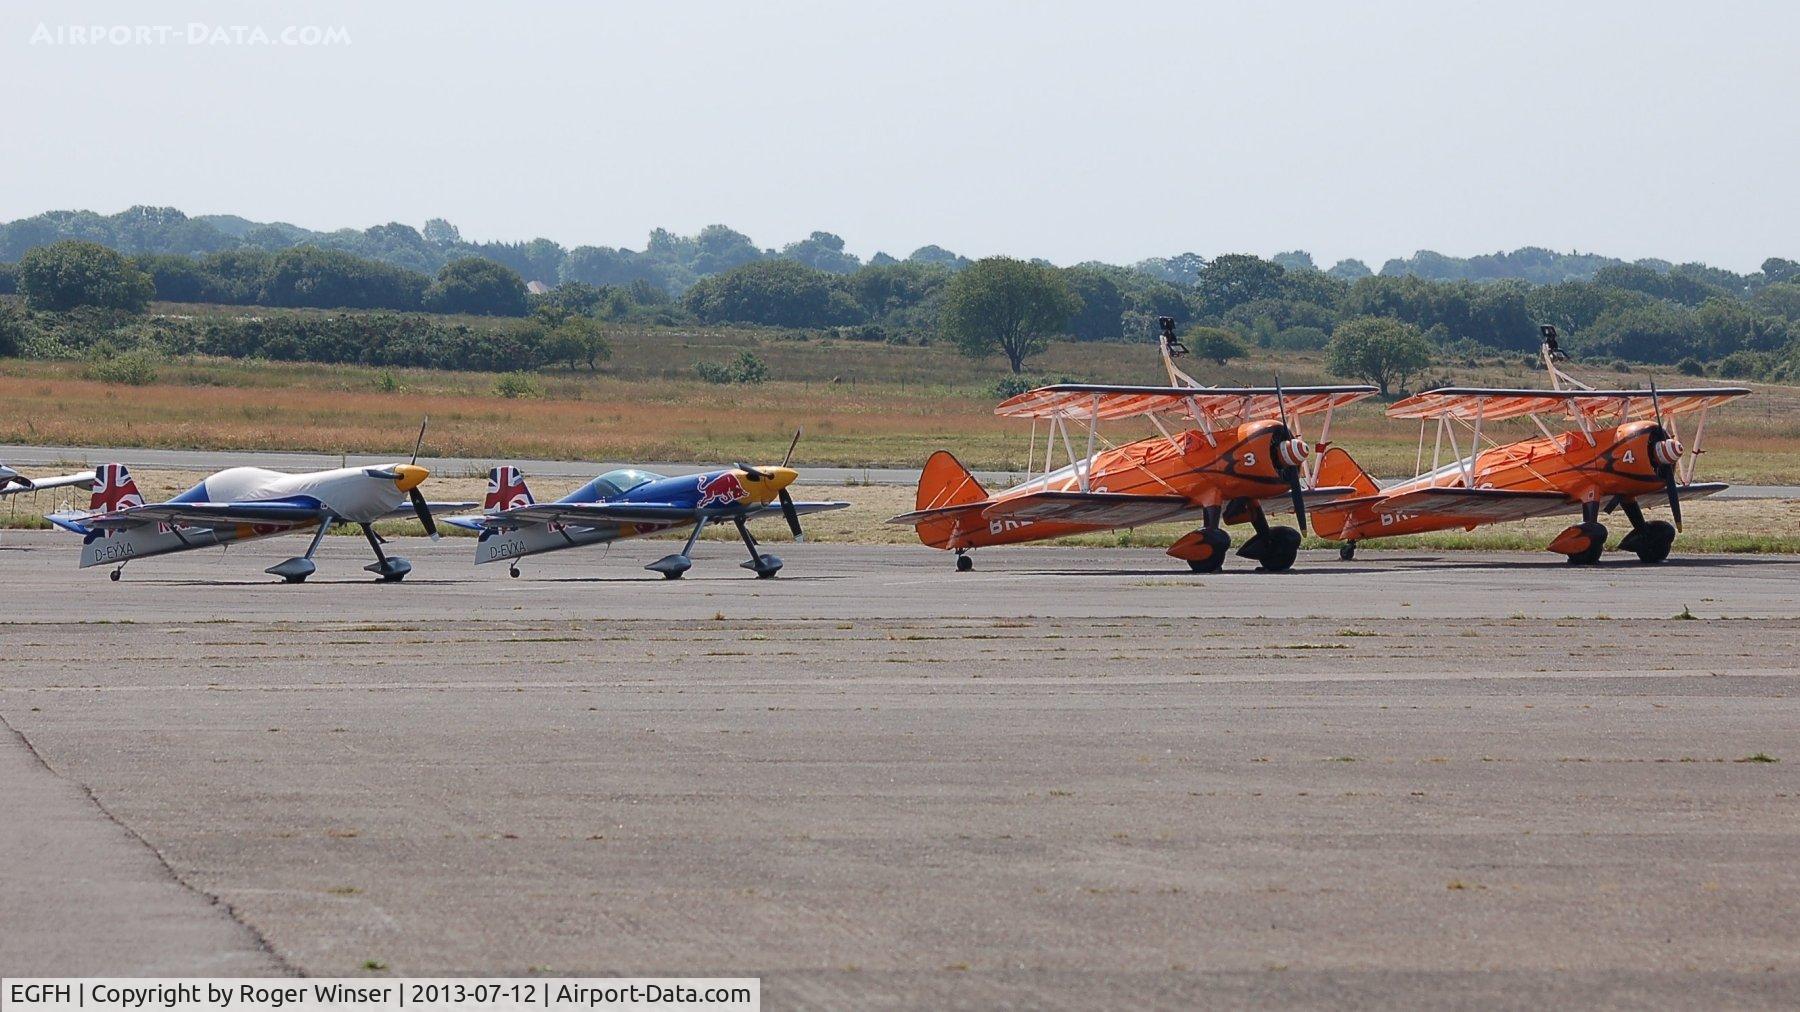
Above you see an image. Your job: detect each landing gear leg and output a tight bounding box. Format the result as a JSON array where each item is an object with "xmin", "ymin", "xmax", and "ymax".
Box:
[
  {"xmin": 955, "ymin": 549, "xmax": 973, "ymax": 573},
  {"xmin": 735, "ymin": 517, "xmax": 783, "ymax": 578},
  {"xmin": 1616, "ymin": 498, "xmax": 1676, "ymax": 564},
  {"xmin": 267, "ymin": 516, "xmax": 335, "ymax": 583},
  {"xmin": 361, "ymin": 522, "xmax": 412, "ymax": 582},
  {"xmin": 646, "ymin": 517, "xmax": 707, "ymax": 579}
]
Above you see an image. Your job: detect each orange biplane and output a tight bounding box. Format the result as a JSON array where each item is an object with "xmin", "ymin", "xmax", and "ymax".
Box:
[
  {"xmin": 1310, "ymin": 326, "xmax": 1750, "ymax": 565},
  {"xmin": 889, "ymin": 320, "xmax": 1377, "ymax": 573}
]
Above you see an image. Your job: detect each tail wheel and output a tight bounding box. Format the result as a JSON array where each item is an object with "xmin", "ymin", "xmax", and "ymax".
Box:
[
  {"xmin": 1338, "ymin": 541, "xmax": 1356, "ymax": 562},
  {"xmin": 955, "ymin": 552, "xmax": 973, "ymax": 573},
  {"xmin": 1185, "ymin": 529, "xmax": 1231, "ymax": 573}
]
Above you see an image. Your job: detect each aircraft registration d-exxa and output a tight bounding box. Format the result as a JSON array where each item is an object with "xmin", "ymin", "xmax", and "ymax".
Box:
[{"xmin": 46, "ymin": 423, "xmax": 472, "ymax": 582}]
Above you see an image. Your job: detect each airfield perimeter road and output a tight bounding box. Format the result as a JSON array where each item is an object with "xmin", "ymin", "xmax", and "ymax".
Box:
[{"xmin": 1, "ymin": 534, "xmax": 1797, "ymax": 1007}]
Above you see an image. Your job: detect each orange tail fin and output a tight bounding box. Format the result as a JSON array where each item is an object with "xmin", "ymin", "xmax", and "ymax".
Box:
[
  {"xmin": 1310, "ymin": 447, "xmax": 1377, "ymax": 541},
  {"xmin": 1315, "ymin": 446, "xmax": 1378, "ymax": 497},
  {"xmin": 907, "ymin": 450, "xmax": 989, "ymax": 550}
]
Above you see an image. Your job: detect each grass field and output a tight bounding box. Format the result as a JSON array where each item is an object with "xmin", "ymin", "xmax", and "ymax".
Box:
[{"xmin": 4, "ymin": 316, "xmax": 1800, "ymax": 483}]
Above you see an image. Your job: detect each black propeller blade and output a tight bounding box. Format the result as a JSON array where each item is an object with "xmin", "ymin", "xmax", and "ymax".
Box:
[
  {"xmin": 1649, "ymin": 378, "xmax": 1682, "ymax": 531},
  {"xmin": 781, "ymin": 428, "xmax": 802, "ymax": 468},
  {"xmin": 409, "ymin": 487, "xmax": 439, "ymax": 539},
  {"xmin": 778, "ymin": 488, "xmax": 804, "ymax": 541},
  {"xmin": 1273, "ymin": 374, "xmax": 1307, "ymax": 533},
  {"xmin": 410, "ymin": 416, "xmax": 429, "ymax": 465},
  {"xmin": 735, "ymin": 462, "xmax": 769, "ymax": 481}
]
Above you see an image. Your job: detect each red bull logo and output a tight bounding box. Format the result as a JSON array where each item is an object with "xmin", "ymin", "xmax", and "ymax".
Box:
[{"xmin": 695, "ymin": 471, "xmax": 748, "ymax": 508}]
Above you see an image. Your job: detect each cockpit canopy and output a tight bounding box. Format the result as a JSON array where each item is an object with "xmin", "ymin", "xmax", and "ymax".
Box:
[{"xmin": 571, "ymin": 468, "xmax": 663, "ymax": 502}]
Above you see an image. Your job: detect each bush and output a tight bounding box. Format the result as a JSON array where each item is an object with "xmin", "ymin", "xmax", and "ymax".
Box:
[
  {"xmin": 492, "ymin": 371, "xmax": 543, "ymax": 398},
  {"xmin": 696, "ymin": 350, "xmax": 769, "ymax": 385},
  {"xmin": 19, "ymin": 241, "xmax": 154, "ymax": 313},
  {"xmin": 82, "ymin": 346, "xmax": 161, "ymax": 385},
  {"xmin": 1182, "ymin": 325, "xmax": 1249, "ymax": 364},
  {"xmin": 990, "ymin": 373, "xmax": 1081, "ymax": 399},
  {"xmin": 1716, "ymin": 350, "xmax": 1771, "ymax": 380},
  {"xmin": 1676, "ymin": 356, "xmax": 1705, "ymax": 376}
]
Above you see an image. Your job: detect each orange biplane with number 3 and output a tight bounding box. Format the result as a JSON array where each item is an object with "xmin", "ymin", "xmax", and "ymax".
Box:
[
  {"xmin": 1309, "ymin": 326, "xmax": 1750, "ymax": 565},
  {"xmin": 890, "ymin": 320, "xmax": 1377, "ymax": 573}
]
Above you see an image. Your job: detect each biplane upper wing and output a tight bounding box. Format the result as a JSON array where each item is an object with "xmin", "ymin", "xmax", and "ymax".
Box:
[
  {"xmin": 1373, "ymin": 487, "xmax": 1575, "ymax": 522},
  {"xmin": 1387, "ymin": 387, "xmax": 1750, "ymax": 422},
  {"xmin": 995, "ymin": 384, "xmax": 1379, "ymax": 422}
]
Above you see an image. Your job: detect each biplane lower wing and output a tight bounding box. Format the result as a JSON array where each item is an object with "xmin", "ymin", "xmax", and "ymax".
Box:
[
  {"xmin": 1619, "ymin": 482, "xmax": 1729, "ymax": 512},
  {"xmin": 1375, "ymin": 487, "xmax": 1574, "ymax": 522},
  {"xmin": 981, "ymin": 491, "xmax": 1192, "ymax": 527}
]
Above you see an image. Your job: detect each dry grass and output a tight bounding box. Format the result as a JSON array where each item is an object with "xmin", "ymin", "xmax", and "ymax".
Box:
[{"xmin": 4, "ymin": 324, "xmax": 1799, "ymax": 480}]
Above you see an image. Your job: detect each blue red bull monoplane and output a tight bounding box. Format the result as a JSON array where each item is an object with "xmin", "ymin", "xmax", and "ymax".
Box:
[{"xmin": 447, "ymin": 431, "xmax": 850, "ymax": 579}]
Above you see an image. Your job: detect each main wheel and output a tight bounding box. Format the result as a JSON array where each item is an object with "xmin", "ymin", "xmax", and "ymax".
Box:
[
  {"xmin": 380, "ymin": 572, "xmax": 407, "ymax": 583},
  {"xmin": 956, "ymin": 553, "xmax": 974, "ymax": 573},
  {"xmin": 1565, "ymin": 522, "xmax": 1607, "ymax": 565},
  {"xmin": 283, "ymin": 574, "xmax": 308, "ymax": 584},
  {"xmin": 1629, "ymin": 520, "xmax": 1676, "ymax": 564},
  {"xmin": 1255, "ymin": 526, "xmax": 1302, "ymax": 573},
  {"xmin": 1185, "ymin": 528, "xmax": 1231, "ymax": 573}
]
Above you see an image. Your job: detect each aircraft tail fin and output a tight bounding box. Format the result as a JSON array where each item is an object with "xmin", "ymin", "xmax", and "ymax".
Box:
[
  {"xmin": 89, "ymin": 463, "xmax": 144, "ymax": 513},
  {"xmin": 916, "ymin": 450, "xmax": 987, "ymax": 511},
  {"xmin": 1315, "ymin": 447, "xmax": 1378, "ymax": 498},
  {"xmin": 892, "ymin": 450, "xmax": 991, "ymax": 550},
  {"xmin": 483, "ymin": 465, "xmax": 535, "ymax": 512}
]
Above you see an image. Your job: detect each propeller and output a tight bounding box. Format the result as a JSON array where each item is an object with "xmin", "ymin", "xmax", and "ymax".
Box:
[
  {"xmin": 409, "ymin": 415, "xmax": 439, "ymax": 539},
  {"xmin": 410, "ymin": 487, "xmax": 439, "ymax": 539},
  {"xmin": 1648, "ymin": 378, "xmax": 1682, "ymax": 531},
  {"xmin": 778, "ymin": 428, "xmax": 804, "ymax": 540},
  {"xmin": 1273, "ymin": 375, "xmax": 1308, "ymax": 533},
  {"xmin": 735, "ymin": 462, "xmax": 768, "ymax": 480}
]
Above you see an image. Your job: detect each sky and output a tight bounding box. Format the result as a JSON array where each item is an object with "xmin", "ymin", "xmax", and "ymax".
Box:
[{"xmin": 2, "ymin": 0, "xmax": 1795, "ymax": 272}]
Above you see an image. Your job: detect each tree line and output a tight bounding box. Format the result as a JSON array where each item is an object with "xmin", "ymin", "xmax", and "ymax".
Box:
[{"xmin": 5, "ymin": 228, "xmax": 1800, "ymax": 387}]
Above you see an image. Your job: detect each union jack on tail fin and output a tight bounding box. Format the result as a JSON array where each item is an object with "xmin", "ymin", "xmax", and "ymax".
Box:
[
  {"xmin": 90, "ymin": 463, "xmax": 144, "ymax": 513},
  {"xmin": 484, "ymin": 466, "xmax": 535, "ymax": 512}
]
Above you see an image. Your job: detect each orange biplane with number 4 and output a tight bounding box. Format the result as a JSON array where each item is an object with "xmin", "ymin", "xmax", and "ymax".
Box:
[
  {"xmin": 889, "ymin": 320, "xmax": 1377, "ymax": 573},
  {"xmin": 1309, "ymin": 326, "xmax": 1750, "ymax": 565}
]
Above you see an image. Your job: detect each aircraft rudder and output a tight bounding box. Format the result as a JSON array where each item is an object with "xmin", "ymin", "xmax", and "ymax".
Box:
[
  {"xmin": 1316, "ymin": 446, "xmax": 1378, "ymax": 498},
  {"xmin": 89, "ymin": 463, "xmax": 144, "ymax": 512}
]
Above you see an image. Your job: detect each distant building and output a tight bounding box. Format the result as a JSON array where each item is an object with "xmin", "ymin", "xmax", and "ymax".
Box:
[{"xmin": 526, "ymin": 280, "xmax": 551, "ymax": 295}]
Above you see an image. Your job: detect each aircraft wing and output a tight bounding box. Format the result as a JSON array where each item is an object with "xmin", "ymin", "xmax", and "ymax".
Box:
[
  {"xmin": 1624, "ymin": 482, "xmax": 1729, "ymax": 512},
  {"xmin": 982, "ymin": 491, "xmax": 1194, "ymax": 526},
  {"xmin": 377, "ymin": 500, "xmax": 478, "ymax": 520},
  {"xmin": 75, "ymin": 500, "xmax": 329, "ymax": 532},
  {"xmin": 459, "ymin": 498, "xmax": 849, "ymax": 531},
  {"xmin": 995, "ymin": 384, "xmax": 1378, "ymax": 422},
  {"xmin": 1374, "ymin": 487, "xmax": 1575, "ymax": 522},
  {"xmin": 0, "ymin": 468, "xmax": 95, "ymax": 496}
]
